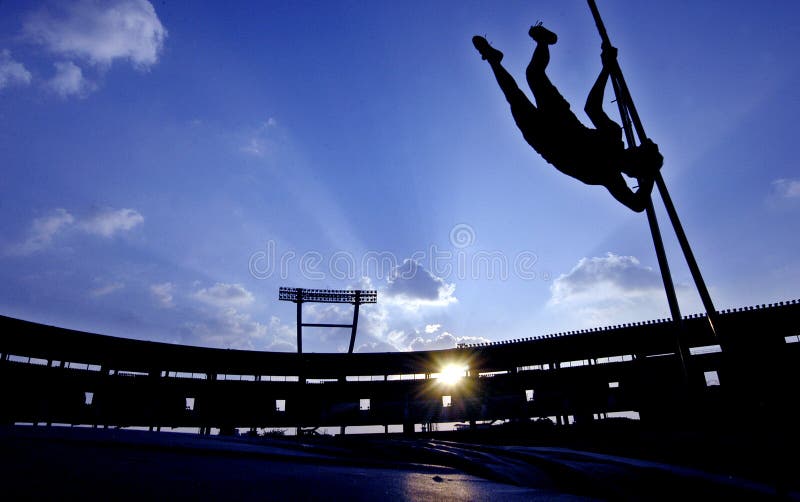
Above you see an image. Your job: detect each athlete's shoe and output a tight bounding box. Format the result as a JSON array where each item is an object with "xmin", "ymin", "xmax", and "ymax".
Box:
[
  {"xmin": 528, "ymin": 22, "xmax": 557, "ymax": 45},
  {"xmin": 472, "ymin": 36, "xmax": 503, "ymax": 63}
]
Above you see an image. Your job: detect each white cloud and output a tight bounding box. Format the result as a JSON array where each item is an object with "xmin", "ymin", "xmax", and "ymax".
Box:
[
  {"xmin": 90, "ymin": 281, "xmax": 124, "ymax": 297},
  {"xmin": 194, "ymin": 283, "xmax": 255, "ymax": 308},
  {"xmin": 351, "ymin": 279, "xmax": 485, "ymax": 352},
  {"xmin": 150, "ymin": 282, "xmax": 174, "ymax": 308},
  {"xmin": 24, "ymin": 0, "xmax": 167, "ymax": 69},
  {"xmin": 80, "ymin": 208, "xmax": 144, "ymax": 237},
  {"xmin": 408, "ymin": 332, "xmax": 491, "ymax": 352},
  {"xmin": 0, "ymin": 49, "xmax": 32, "ymax": 89},
  {"xmin": 265, "ymin": 315, "xmax": 297, "ymax": 351},
  {"xmin": 181, "ymin": 279, "xmax": 293, "ymax": 351},
  {"xmin": 344, "ymin": 276, "xmax": 466, "ymax": 353},
  {"xmin": 8, "ymin": 208, "xmax": 75, "ymax": 255},
  {"xmin": 384, "ymin": 259, "xmax": 457, "ymax": 309},
  {"xmin": 186, "ymin": 308, "xmax": 267, "ymax": 350},
  {"xmin": 7, "ymin": 206, "xmax": 143, "ymax": 255},
  {"xmin": 355, "ymin": 339, "xmax": 404, "ymax": 353},
  {"xmin": 183, "ymin": 310, "xmax": 295, "ymax": 352},
  {"xmin": 410, "ymin": 332, "xmax": 457, "ymax": 351},
  {"xmin": 355, "ymin": 329, "xmax": 410, "ymax": 353},
  {"xmin": 548, "ymin": 253, "xmax": 686, "ymax": 327},
  {"xmin": 48, "ymin": 61, "xmax": 93, "ymax": 97},
  {"xmin": 304, "ymin": 303, "xmax": 350, "ymax": 324},
  {"xmin": 550, "ymin": 253, "xmax": 663, "ymax": 305},
  {"xmin": 772, "ymin": 178, "xmax": 800, "ymax": 199},
  {"xmin": 352, "ymin": 279, "xmax": 401, "ymax": 351}
]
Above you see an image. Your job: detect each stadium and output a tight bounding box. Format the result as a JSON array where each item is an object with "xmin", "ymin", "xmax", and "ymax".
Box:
[
  {"xmin": 2, "ymin": 301, "xmax": 798, "ymax": 498},
  {"xmin": 3, "ymin": 300, "xmax": 797, "ymax": 433}
]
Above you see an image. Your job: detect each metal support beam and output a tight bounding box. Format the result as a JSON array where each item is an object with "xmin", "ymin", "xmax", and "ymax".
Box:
[
  {"xmin": 296, "ymin": 292, "xmax": 303, "ymax": 354},
  {"xmin": 280, "ymin": 287, "xmax": 376, "ymax": 355},
  {"xmin": 349, "ymin": 292, "xmax": 361, "ymax": 354}
]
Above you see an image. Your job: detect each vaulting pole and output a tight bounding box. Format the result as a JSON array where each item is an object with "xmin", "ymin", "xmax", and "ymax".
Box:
[
  {"xmin": 587, "ymin": 0, "xmax": 692, "ymax": 378},
  {"xmin": 587, "ymin": 0, "xmax": 719, "ymax": 339}
]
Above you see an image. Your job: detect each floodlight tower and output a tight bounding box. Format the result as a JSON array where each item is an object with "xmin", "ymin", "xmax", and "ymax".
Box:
[{"xmin": 278, "ymin": 287, "xmax": 377, "ymax": 354}]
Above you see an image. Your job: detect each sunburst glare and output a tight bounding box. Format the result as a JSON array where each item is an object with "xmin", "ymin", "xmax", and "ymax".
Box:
[{"xmin": 438, "ymin": 364, "xmax": 467, "ymax": 386}]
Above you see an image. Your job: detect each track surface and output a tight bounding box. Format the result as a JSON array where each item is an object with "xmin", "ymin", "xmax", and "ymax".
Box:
[{"xmin": 0, "ymin": 426, "xmax": 792, "ymax": 500}]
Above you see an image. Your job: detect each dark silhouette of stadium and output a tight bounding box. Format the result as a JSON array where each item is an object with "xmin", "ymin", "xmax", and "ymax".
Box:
[{"xmin": 2, "ymin": 301, "xmax": 798, "ymax": 435}]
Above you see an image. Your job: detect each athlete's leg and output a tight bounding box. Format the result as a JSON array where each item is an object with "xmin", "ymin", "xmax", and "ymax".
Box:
[
  {"xmin": 527, "ymin": 40, "xmax": 550, "ymax": 77},
  {"xmin": 525, "ymin": 24, "xmax": 571, "ymax": 116},
  {"xmin": 525, "ymin": 42, "xmax": 583, "ymax": 136},
  {"xmin": 473, "ymin": 36, "xmax": 543, "ymax": 149},
  {"xmin": 473, "ymin": 37, "xmax": 523, "ymax": 102},
  {"xmin": 525, "ymin": 42, "xmax": 560, "ymax": 108}
]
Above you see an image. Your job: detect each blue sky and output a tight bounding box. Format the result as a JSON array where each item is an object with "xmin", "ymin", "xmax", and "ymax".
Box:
[{"xmin": 1, "ymin": 0, "xmax": 798, "ymax": 353}]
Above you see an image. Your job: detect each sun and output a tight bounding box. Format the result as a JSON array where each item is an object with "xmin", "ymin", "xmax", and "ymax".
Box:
[{"xmin": 439, "ymin": 364, "xmax": 467, "ymax": 386}]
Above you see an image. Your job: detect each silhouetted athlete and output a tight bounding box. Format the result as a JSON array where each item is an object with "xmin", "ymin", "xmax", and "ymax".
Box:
[{"xmin": 473, "ymin": 24, "xmax": 663, "ymax": 212}]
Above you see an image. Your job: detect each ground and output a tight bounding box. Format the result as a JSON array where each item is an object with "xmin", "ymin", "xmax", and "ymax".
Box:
[{"xmin": 1, "ymin": 425, "xmax": 794, "ymax": 500}]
